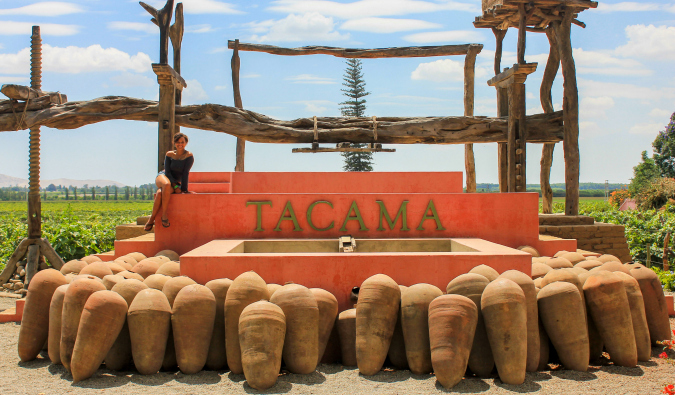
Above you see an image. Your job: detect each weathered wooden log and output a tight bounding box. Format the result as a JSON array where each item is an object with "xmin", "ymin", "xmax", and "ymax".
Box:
[
  {"xmin": 429, "ymin": 294, "xmax": 477, "ymax": 389},
  {"xmin": 0, "ymin": 97, "xmax": 565, "ymax": 144},
  {"xmin": 401, "ymin": 284, "xmax": 443, "ymax": 374},
  {"xmin": 227, "ymin": 41, "xmax": 481, "ymax": 58},
  {"xmin": 446, "ymin": 273, "xmax": 494, "ymax": 377}
]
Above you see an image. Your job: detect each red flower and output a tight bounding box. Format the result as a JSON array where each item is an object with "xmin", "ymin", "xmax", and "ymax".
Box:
[
  {"xmin": 660, "ymin": 352, "xmax": 669, "ymax": 359},
  {"xmin": 663, "ymin": 384, "xmax": 675, "ymax": 395}
]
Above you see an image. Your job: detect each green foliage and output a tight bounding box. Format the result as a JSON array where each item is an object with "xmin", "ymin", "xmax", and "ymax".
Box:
[
  {"xmin": 651, "ymin": 266, "xmax": 675, "ymax": 291},
  {"xmin": 340, "ymin": 58, "xmax": 373, "ymax": 172},
  {"xmin": 629, "ymin": 150, "xmax": 660, "ymax": 195},
  {"xmin": 635, "ymin": 178, "xmax": 675, "ymax": 210},
  {"xmin": 653, "ymin": 112, "xmax": 675, "ymax": 178},
  {"xmin": 0, "ymin": 201, "xmax": 152, "ymax": 271}
]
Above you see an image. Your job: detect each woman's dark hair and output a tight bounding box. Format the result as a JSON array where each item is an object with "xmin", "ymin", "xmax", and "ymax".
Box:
[{"xmin": 174, "ymin": 132, "xmax": 188, "ymax": 143}]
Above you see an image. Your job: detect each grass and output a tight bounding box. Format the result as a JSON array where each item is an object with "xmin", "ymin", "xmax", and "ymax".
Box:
[{"xmin": 0, "ymin": 200, "xmax": 153, "ymax": 214}]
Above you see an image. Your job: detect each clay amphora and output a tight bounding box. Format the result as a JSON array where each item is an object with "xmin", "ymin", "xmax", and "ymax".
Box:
[
  {"xmin": 102, "ymin": 274, "xmax": 125, "ymax": 290},
  {"xmin": 127, "ymin": 289, "xmax": 171, "ymax": 374},
  {"xmin": 47, "ymin": 284, "xmax": 69, "ymax": 364},
  {"xmin": 545, "ymin": 257, "xmax": 573, "ymax": 269},
  {"xmin": 161, "ymin": 276, "xmax": 197, "ymax": 370},
  {"xmin": 337, "ymin": 308, "xmax": 357, "ymax": 366},
  {"xmin": 498, "ymin": 270, "xmax": 540, "ymax": 372},
  {"xmin": 583, "ymin": 271, "xmax": 637, "ymax": 367},
  {"xmin": 469, "ymin": 265, "xmax": 499, "ymax": 282},
  {"xmin": 311, "ymin": 288, "xmax": 338, "ymax": 364},
  {"xmin": 481, "ymin": 278, "xmax": 527, "ymax": 385},
  {"xmin": 144, "ymin": 273, "xmax": 171, "ymax": 291},
  {"xmin": 387, "ymin": 285, "xmax": 408, "ymax": 370},
  {"xmin": 270, "ymin": 284, "xmax": 319, "ymax": 374},
  {"xmin": 446, "ymin": 273, "xmax": 494, "ymax": 377},
  {"xmin": 131, "ymin": 259, "xmax": 160, "ymax": 279},
  {"xmin": 576, "ymin": 260, "xmax": 602, "ymax": 271},
  {"xmin": 60, "ymin": 260, "xmax": 87, "ymax": 275},
  {"xmin": 173, "ymin": 284, "xmax": 216, "ymax": 374},
  {"xmin": 225, "ymin": 271, "xmax": 270, "ymax": 374},
  {"xmin": 597, "ymin": 254, "xmax": 621, "ymax": 263},
  {"xmin": 79, "ymin": 262, "xmax": 113, "ymax": 279},
  {"xmin": 60, "ymin": 276, "xmax": 106, "ymax": 371},
  {"xmin": 429, "ymin": 294, "xmax": 477, "ymax": 389},
  {"xmin": 266, "ymin": 284, "xmax": 282, "ymax": 297},
  {"xmin": 205, "ymin": 278, "xmax": 233, "ymax": 370},
  {"xmin": 113, "ymin": 256, "xmax": 135, "ymax": 271},
  {"xmin": 401, "ymin": 283, "xmax": 443, "ymax": 374},
  {"xmin": 18, "ymin": 269, "xmax": 68, "ymax": 362},
  {"xmin": 518, "ymin": 246, "xmax": 540, "ymax": 257},
  {"xmin": 71, "ymin": 290, "xmax": 127, "ymax": 382},
  {"xmin": 239, "ymin": 301, "xmax": 286, "ymax": 390},
  {"xmin": 156, "ymin": 261, "xmax": 180, "ymax": 277},
  {"xmin": 599, "ymin": 261, "xmax": 631, "ymax": 274},
  {"xmin": 614, "ymin": 272, "xmax": 651, "ymax": 361},
  {"xmin": 355, "ymin": 274, "xmax": 400, "ymax": 376},
  {"xmin": 630, "ymin": 266, "xmax": 672, "ymax": 344},
  {"xmin": 80, "ymin": 255, "xmax": 101, "ymax": 264},
  {"xmin": 531, "ymin": 263, "xmax": 552, "ymax": 279},
  {"xmin": 106, "ymin": 279, "xmax": 149, "ymax": 370},
  {"xmin": 156, "ymin": 249, "xmax": 179, "ymax": 261},
  {"xmin": 559, "ymin": 251, "xmax": 585, "ymax": 264},
  {"xmin": 537, "ymin": 282, "xmax": 589, "ymax": 371}
]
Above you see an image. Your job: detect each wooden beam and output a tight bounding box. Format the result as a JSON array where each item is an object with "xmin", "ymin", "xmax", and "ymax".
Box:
[
  {"xmin": 28, "ymin": 25, "xmax": 42, "ymax": 238},
  {"xmin": 539, "ymin": 27, "xmax": 560, "ymax": 214},
  {"xmin": 140, "ymin": 0, "xmax": 174, "ymax": 65},
  {"xmin": 492, "ymin": 27, "xmax": 507, "ymax": 76},
  {"xmin": 464, "ymin": 45, "xmax": 481, "ymax": 193},
  {"xmin": 488, "ymin": 63, "xmax": 538, "ymax": 88},
  {"xmin": 231, "ymin": 39, "xmax": 245, "ymax": 172},
  {"xmin": 169, "ymin": 3, "xmax": 184, "ymax": 138},
  {"xmin": 226, "ymin": 41, "xmax": 482, "ymax": 58},
  {"xmin": 553, "ymin": 12, "xmax": 580, "ymax": 216},
  {"xmin": 0, "ymin": 96, "xmax": 566, "ymax": 144},
  {"xmin": 517, "ymin": 3, "xmax": 527, "ymax": 64},
  {"xmin": 292, "ymin": 146, "xmax": 395, "ymax": 153}
]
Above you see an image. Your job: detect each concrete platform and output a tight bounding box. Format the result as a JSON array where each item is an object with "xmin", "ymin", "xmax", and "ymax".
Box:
[{"xmin": 0, "ymin": 299, "xmax": 24, "ymax": 323}]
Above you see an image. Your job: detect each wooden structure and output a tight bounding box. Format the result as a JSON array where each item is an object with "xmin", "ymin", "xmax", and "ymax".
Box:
[
  {"xmin": 475, "ymin": 0, "xmax": 598, "ymax": 215},
  {"xmin": 226, "ymin": 41, "xmax": 484, "ymax": 192},
  {"xmin": 0, "ymin": 26, "xmax": 64, "ymax": 287}
]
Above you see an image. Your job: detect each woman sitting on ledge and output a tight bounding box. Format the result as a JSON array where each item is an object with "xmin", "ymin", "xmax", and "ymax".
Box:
[{"xmin": 145, "ymin": 132, "xmax": 194, "ymax": 230}]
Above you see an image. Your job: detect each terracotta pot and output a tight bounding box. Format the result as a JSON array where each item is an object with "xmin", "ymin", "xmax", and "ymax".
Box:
[
  {"xmin": 614, "ymin": 272, "xmax": 651, "ymax": 362},
  {"xmin": 498, "ymin": 270, "xmax": 539, "ymax": 372},
  {"xmin": 355, "ymin": 274, "xmax": 400, "ymax": 376},
  {"xmin": 79, "ymin": 262, "xmax": 113, "ymax": 279},
  {"xmin": 481, "ymin": 279, "xmax": 527, "ymax": 385},
  {"xmin": 102, "ymin": 274, "xmax": 125, "ymax": 290},
  {"xmin": 401, "ymin": 283, "xmax": 443, "ymax": 374},
  {"xmin": 71, "ymin": 290, "xmax": 128, "ymax": 382},
  {"xmin": 446, "ymin": 273, "xmax": 493, "ymax": 377},
  {"xmin": 155, "ymin": 249, "xmax": 179, "ymax": 262},
  {"xmin": 469, "ymin": 265, "xmax": 499, "ymax": 282},
  {"xmin": 156, "ymin": 261, "xmax": 180, "ymax": 277},
  {"xmin": 429, "ymin": 294, "xmax": 477, "ymax": 388},
  {"xmin": 60, "ymin": 260, "xmax": 87, "ymax": 275},
  {"xmin": 130, "ymin": 259, "xmax": 161, "ymax": 279},
  {"xmin": 127, "ymin": 289, "xmax": 171, "ymax": 375},
  {"xmin": 106, "ymin": 278, "xmax": 149, "ymax": 371},
  {"xmin": 311, "ymin": 288, "xmax": 338, "ymax": 365},
  {"xmin": 531, "ymin": 263, "xmax": 552, "ymax": 279},
  {"xmin": 239, "ymin": 301, "xmax": 286, "ymax": 390},
  {"xmin": 172, "ymin": 284, "xmax": 216, "ymax": 374},
  {"xmin": 161, "ymin": 276, "xmax": 196, "ymax": 370},
  {"xmin": 630, "ymin": 266, "xmax": 672, "ymax": 345},
  {"xmin": 144, "ymin": 274, "xmax": 171, "ymax": 291},
  {"xmin": 545, "ymin": 258, "xmax": 573, "ymax": 270},
  {"xmin": 205, "ymin": 278, "xmax": 233, "ymax": 370},
  {"xmin": 518, "ymin": 246, "xmax": 540, "ymax": 257},
  {"xmin": 270, "ymin": 284, "xmax": 319, "ymax": 374},
  {"xmin": 387, "ymin": 285, "xmax": 408, "ymax": 370},
  {"xmin": 224, "ymin": 271, "xmax": 270, "ymax": 374},
  {"xmin": 337, "ymin": 309, "xmax": 357, "ymax": 367},
  {"xmin": 47, "ymin": 284, "xmax": 69, "ymax": 364}
]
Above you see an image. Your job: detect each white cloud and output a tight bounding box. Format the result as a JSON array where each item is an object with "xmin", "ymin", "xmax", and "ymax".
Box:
[
  {"xmin": 182, "ymin": 79, "xmax": 208, "ymax": 104},
  {"xmin": 149, "ymin": 0, "xmax": 242, "ymax": 14},
  {"xmin": 243, "ymin": 73, "xmax": 261, "ymax": 78},
  {"xmin": 579, "ymin": 79, "xmax": 675, "ymax": 101},
  {"xmin": 186, "ymin": 24, "xmax": 217, "ymax": 33},
  {"xmin": 249, "ymin": 13, "xmax": 349, "ymax": 42},
  {"xmin": 411, "ymin": 58, "xmax": 487, "ymax": 82},
  {"xmin": 404, "ymin": 30, "xmax": 485, "ymax": 43},
  {"xmin": 0, "ymin": 21, "xmax": 80, "ymax": 36},
  {"xmin": 573, "ymin": 48, "xmax": 650, "ymax": 76},
  {"xmin": 649, "ymin": 108, "xmax": 673, "ymax": 118},
  {"xmin": 616, "ymin": 24, "xmax": 675, "ymax": 61},
  {"xmin": 0, "ymin": 2, "xmax": 83, "ymax": 16},
  {"xmin": 629, "ymin": 122, "xmax": 664, "ymax": 135},
  {"xmin": 0, "ymin": 75, "xmax": 28, "ymax": 83},
  {"xmin": 214, "ymin": 85, "xmax": 228, "ymax": 90},
  {"xmin": 340, "ymin": 18, "xmax": 441, "ymax": 33},
  {"xmin": 268, "ymin": 0, "xmax": 479, "ymax": 19},
  {"xmin": 293, "ymin": 100, "xmax": 334, "ymax": 114},
  {"xmin": 596, "ymin": 2, "xmax": 667, "ymax": 12},
  {"xmin": 286, "ymin": 74, "xmax": 335, "ymax": 84},
  {"xmin": 110, "ymin": 73, "xmax": 154, "ymax": 88},
  {"xmin": 108, "ymin": 21, "xmax": 156, "ymax": 35},
  {"xmin": 0, "ymin": 45, "xmax": 152, "ymax": 74},
  {"xmin": 580, "ymin": 96, "xmax": 615, "ymax": 119},
  {"xmin": 209, "ymin": 46, "xmax": 229, "ymax": 54}
]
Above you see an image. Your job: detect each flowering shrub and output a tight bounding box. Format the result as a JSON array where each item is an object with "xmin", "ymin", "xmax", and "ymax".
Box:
[
  {"xmin": 665, "ymin": 384, "xmax": 675, "ymax": 395},
  {"xmin": 636, "ymin": 178, "xmax": 675, "ymax": 210},
  {"xmin": 609, "ymin": 188, "xmax": 631, "ymax": 208}
]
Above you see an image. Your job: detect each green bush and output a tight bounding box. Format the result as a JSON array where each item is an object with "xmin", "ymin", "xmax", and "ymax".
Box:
[
  {"xmin": 636, "ymin": 177, "xmax": 675, "ymax": 210},
  {"xmin": 651, "ymin": 267, "xmax": 675, "ymax": 291}
]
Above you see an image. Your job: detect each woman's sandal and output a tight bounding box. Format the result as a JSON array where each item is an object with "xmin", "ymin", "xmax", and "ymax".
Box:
[
  {"xmin": 162, "ymin": 218, "xmax": 170, "ymax": 228},
  {"xmin": 144, "ymin": 222, "xmax": 154, "ymax": 231}
]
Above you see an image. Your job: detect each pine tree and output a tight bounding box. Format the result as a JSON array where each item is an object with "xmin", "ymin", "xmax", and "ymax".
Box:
[
  {"xmin": 105, "ymin": 186, "xmax": 109, "ymax": 200},
  {"xmin": 125, "ymin": 186, "xmax": 130, "ymax": 200},
  {"xmin": 65, "ymin": 188, "xmax": 69, "ymax": 200},
  {"xmin": 114, "ymin": 186, "xmax": 118, "ymax": 200},
  {"xmin": 339, "ymin": 58, "xmax": 374, "ymax": 172},
  {"xmin": 91, "ymin": 187, "xmax": 95, "ymax": 200},
  {"xmin": 74, "ymin": 186, "xmax": 77, "ymax": 200}
]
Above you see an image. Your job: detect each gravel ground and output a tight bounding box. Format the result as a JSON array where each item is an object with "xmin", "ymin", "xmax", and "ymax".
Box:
[{"xmin": 1, "ymin": 296, "xmax": 674, "ymax": 395}]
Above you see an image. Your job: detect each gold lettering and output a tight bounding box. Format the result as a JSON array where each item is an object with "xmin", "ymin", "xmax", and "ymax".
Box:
[
  {"xmin": 340, "ymin": 201, "xmax": 369, "ymax": 232},
  {"xmin": 416, "ymin": 200, "xmax": 446, "ymax": 231},
  {"xmin": 246, "ymin": 201, "xmax": 272, "ymax": 231},
  {"xmin": 377, "ymin": 200, "xmax": 409, "ymax": 231},
  {"xmin": 307, "ymin": 201, "xmax": 334, "ymax": 231},
  {"xmin": 274, "ymin": 201, "xmax": 303, "ymax": 231}
]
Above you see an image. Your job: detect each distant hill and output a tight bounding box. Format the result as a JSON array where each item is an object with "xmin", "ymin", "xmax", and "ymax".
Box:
[{"xmin": 0, "ymin": 174, "xmax": 125, "ymax": 188}]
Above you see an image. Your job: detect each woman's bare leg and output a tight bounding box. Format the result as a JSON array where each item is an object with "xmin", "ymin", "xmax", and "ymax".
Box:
[
  {"xmin": 158, "ymin": 176, "xmax": 173, "ymax": 224},
  {"xmin": 148, "ymin": 175, "xmax": 172, "ymax": 228},
  {"xmin": 145, "ymin": 189, "xmax": 162, "ymax": 230}
]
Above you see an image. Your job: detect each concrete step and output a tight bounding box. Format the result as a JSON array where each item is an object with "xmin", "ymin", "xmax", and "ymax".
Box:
[
  {"xmin": 191, "ymin": 172, "xmax": 231, "ymax": 183},
  {"xmin": 190, "ymin": 182, "xmax": 230, "ymax": 193}
]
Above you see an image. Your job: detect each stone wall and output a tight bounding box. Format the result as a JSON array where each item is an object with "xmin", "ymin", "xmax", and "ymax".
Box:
[{"xmin": 539, "ymin": 214, "xmax": 632, "ymax": 263}]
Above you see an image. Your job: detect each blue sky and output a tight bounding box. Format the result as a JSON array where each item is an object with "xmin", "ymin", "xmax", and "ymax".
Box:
[{"xmin": 0, "ymin": 0, "xmax": 674, "ymax": 186}]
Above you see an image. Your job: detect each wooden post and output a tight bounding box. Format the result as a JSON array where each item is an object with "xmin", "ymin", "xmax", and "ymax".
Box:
[
  {"xmin": 232, "ymin": 39, "xmax": 245, "ymax": 172},
  {"xmin": 28, "ymin": 26, "xmax": 42, "ymax": 239},
  {"xmin": 552, "ymin": 11, "xmax": 580, "ymax": 216},
  {"xmin": 140, "ymin": 0, "xmax": 174, "ymax": 65},
  {"xmin": 540, "ymin": 27, "xmax": 560, "ymax": 214},
  {"xmin": 463, "ymin": 45, "xmax": 481, "ymax": 193},
  {"xmin": 492, "ymin": 28, "xmax": 509, "ymax": 192},
  {"xmin": 517, "ymin": 3, "xmax": 527, "ymax": 65},
  {"xmin": 153, "ymin": 64, "xmax": 186, "ymax": 172},
  {"xmin": 169, "ymin": 3, "xmax": 184, "ymax": 138}
]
